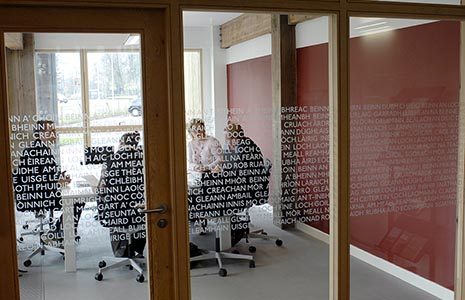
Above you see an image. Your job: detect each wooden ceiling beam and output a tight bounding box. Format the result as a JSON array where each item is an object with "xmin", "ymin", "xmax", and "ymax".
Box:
[
  {"xmin": 288, "ymin": 14, "xmax": 323, "ymax": 25},
  {"xmin": 220, "ymin": 13, "xmax": 322, "ymax": 49},
  {"xmin": 220, "ymin": 13, "xmax": 271, "ymax": 49}
]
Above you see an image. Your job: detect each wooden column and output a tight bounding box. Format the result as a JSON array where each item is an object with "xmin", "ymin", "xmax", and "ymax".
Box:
[
  {"xmin": 271, "ymin": 14, "xmax": 297, "ymax": 229},
  {"xmin": 455, "ymin": 17, "xmax": 465, "ymax": 300},
  {"xmin": 0, "ymin": 30, "xmax": 20, "ymax": 300},
  {"xmin": 329, "ymin": 12, "xmax": 350, "ymax": 300},
  {"xmin": 169, "ymin": 3, "xmax": 191, "ymax": 300},
  {"xmin": 6, "ymin": 33, "xmax": 36, "ymax": 119},
  {"xmin": 6, "ymin": 33, "xmax": 36, "ymax": 162}
]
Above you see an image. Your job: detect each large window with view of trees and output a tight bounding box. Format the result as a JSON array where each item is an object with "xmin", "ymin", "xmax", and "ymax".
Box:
[{"xmin": 36, "ymin": 50, "xmax": 202, "ymax": 141}]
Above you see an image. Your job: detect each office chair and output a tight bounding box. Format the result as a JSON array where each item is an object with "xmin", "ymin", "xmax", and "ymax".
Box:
[
  {"xmin": 190, "ymin": 215, "xmax": 256, "ymax": 277},
  {"xmin": 13, "ymin": 139, "xmax": 67, "ymax": 267},
  {"xmin": 94, "ymin": 135, "xmax": 146, "ymax": 283},
  {"xmin": 189, "ymin": 171, "xmax": 256, "ymax": 277},
  {"xmin": 18, "ymin": 213, "xmax": 54, "ymax": 242},
  {"xmin": 22, "ymin": 212, "xmax": 64, "ymax": 267},
  {"xmin": 95, "ymin": 225, "xmax": 146, "ymax": 283},
  {"xmin": 240, "ymin": 158, "xmax": 283, "ymax": 253}
]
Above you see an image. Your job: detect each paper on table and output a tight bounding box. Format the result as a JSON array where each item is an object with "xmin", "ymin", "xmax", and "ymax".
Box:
[{"xmin": 82, "ymin": 175, "xmax": 99, "ymax": 187}]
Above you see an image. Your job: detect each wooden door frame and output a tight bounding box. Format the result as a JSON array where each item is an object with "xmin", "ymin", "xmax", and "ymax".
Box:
[{"xmin": 0, "ymin": 5, "xmax": 190, "ymax": 300}]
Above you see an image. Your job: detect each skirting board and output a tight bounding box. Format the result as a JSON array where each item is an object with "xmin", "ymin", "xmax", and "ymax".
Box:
[{"xmin": 295, "ymin": 222, "xmax": 454, "ymax": 300}]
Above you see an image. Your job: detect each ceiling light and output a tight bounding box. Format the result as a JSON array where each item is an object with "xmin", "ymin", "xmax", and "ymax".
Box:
[
  {"xmin": 360, "ymin": 26, "xmax": 392, "ymax": 36},
  {"xmin": 355, "ymin": 22, "xmax": 387, "ymax": 30},
  {"xmin": 124, "ymin": 34, "xmax": 140, "ymax": 46}
]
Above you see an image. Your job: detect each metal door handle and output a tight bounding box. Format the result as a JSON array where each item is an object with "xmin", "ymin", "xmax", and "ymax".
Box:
[{"xmin": 138, "ymin": 204, "xmax": 168, "ymax": 214}]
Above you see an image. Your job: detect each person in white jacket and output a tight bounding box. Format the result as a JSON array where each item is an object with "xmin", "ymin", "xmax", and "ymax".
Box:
[{"xmin": 187, "ymin": 118, "xmax": 223, "ymax": 173}]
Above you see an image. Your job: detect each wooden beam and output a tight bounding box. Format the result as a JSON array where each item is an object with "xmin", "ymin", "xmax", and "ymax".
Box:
[
  {"xmin": 455, "ymin": 13, "xmax": 465, "ymax": 300},
  {"xmin": 6, "ymin": 33, "xmax": 36, "ymax": 158},
  {"xmin": 329, "ymin": 12, "xmax": 350, "ymax": 300},
  {"xmin": 271, "ymin": 14, "xmax": 297, "ymax": 230},
  {"xmin": 0, "ymin": 31, "xmax": 20, "ymax": 300},
  {"xmin": 6, "ymin": 33, "xmax": 35, "ymax": 117},
  {"xmin": 288, "ymin": 14, "xmax": 322, "ymax": 25},
  {"xmin": 220, "ymin": 13, "xmax": 321, "ymax": 49},
  {"xmin": 4, "ymin": 33, "xmax": 23, "ymax": 50},
  {"xmin": 220, "ymin": 14, "xmax": 271, "ymax": 49}
]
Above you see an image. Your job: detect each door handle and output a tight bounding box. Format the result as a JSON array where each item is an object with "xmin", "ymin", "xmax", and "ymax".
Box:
[{"xmin": 138, "ymin": 204, "xmax": 168, "ymax": 214}]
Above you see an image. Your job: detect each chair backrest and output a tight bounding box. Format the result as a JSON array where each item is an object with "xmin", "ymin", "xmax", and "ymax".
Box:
[
  {"xmin": 97, "ymin": 146, "xmax": 145, "ymax": 228},
  {"xmin": 251, "ymin": 157, "xmax": 272, "ymax": 206}
]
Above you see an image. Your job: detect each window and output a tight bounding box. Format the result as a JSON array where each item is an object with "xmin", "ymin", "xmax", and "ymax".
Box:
[
  {"xmin": 184, "ymin": 49, "xmax": 203, "ymax": 121},
  {"xmin": 36, "ymin": 49, "xmax": 203, "ymax": 146}
]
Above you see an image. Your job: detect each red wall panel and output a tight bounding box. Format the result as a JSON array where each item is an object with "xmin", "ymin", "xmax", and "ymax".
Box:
[
  {"xmin": 297, "ymin": 21, "xmax": 460, "ymax": 289},
  {"xmin": 226, "ymin": 20, "xmax": 459, "ymax": 290},
  {"xmin": 227, "ymin": 55, "xmax": 273, "ymax": 160}
]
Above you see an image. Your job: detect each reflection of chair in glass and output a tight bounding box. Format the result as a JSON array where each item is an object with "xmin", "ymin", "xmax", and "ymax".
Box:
[
  {"xmin": 368, "ymin": 213, "xmax": 433, "ymax": 272},
  {"xmin": 94, "ymin": 133, "xmax": 146, "ymax": 283}
]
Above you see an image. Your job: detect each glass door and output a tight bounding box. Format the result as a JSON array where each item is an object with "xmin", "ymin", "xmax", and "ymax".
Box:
[{"xmin": 0, "ymin": 6, "xmax": 180, "ymax": 300}]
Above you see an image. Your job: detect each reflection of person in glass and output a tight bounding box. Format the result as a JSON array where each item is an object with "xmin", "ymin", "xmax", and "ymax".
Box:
[
  {"xmin": 97, "ymin": 131, "xmax": 146, "ymax": 257},
  {"xmin": 187, "ymin": 118, "xmax": 223, "ymax": 173},
  {"xmin": 13, "ymin": 120, "xmax": 72, "ymax": 246}
]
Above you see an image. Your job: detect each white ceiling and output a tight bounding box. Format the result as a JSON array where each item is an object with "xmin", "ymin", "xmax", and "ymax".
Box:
[
  {"xmin": 350, "ymin": 17, "xmax": 435, "ymax": 37},
  {"xmin": 182, "ymin": 11, "xmax": 242, "ymax": 27},
  {"xmin": 34, "ymin": 33, "xmax": 138, "ymax": 50}
]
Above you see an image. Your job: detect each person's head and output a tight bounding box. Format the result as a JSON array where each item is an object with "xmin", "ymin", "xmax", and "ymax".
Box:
[
  {"xmin": 33, "ymin": 120, "xmax": 56, "ymax": 144},
  {"xmin": 224, "ymin": 122, "xmax": 244, "ymax": 150},
  {"xmin": 119, "ymin": 131, "xmax": 141, "ymax": 148},
  {"xmin": 187, "ymin": 118, "xmax": 206, "ymax": 140}
]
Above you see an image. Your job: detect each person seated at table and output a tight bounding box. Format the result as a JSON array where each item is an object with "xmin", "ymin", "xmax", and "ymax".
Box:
[
  {"xmin": 223, "ymin": 122, "xmax": 269, "ymax": 245},
  {"xmin": 224, "ymin": 122, "xmax": 268, "ymax": 205},
  {"xmin": 224, "ymin": 122, "xmax": 265, "ymax": 172},
  {"xmin": 187, "ymin": 118, "xmax": 223, "ymax": 173},
  {"xmin": 97, "ymin": 131, "xmax": 146, "ymax": 257}
]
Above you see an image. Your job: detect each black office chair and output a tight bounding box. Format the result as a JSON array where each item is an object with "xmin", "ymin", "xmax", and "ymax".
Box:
[{"xmin": 94, "ymin": 139, "xmax": 147, "ymax": 283}]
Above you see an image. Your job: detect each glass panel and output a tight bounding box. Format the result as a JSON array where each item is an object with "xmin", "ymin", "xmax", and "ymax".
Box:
[
  {"xmin": 91, "ymin": 130, "xmax": 144, "ymax": 148},
  {"xmin": 87, "ymin": 52, "xmax": 143, "ymax": 126},
  {"xmin": 184, "ymin": 11, "xmax": 331, "ymax": 300},
  {"xmin": 6, "ymin": 32, "xmax": 148, "ymax": 300},
  {"xmin": 349, "ymin": 18, "xmax": 459, "ymax": 299}
]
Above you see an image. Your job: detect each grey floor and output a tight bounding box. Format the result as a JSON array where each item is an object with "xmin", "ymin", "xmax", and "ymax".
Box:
[{"xmin": 17, "ymin": 206, "xmax": 441, "ymax": 300}]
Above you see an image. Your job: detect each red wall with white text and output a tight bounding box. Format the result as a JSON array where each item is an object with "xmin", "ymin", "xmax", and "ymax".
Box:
[{"xmin": 226, "ymin": 20, "xmax": 459, "ymax": 290}]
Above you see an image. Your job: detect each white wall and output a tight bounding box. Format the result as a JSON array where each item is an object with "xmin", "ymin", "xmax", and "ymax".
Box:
[
  {"xmin": 183, "ymin": 26, "xmax": 213, "ymax": 126},
  {"xmin": 226, "ymin": 34, "xmax": 271, "ymax": 65},
  {"xmin": 183, "ymin": 26, "xmax": 228, "ymax": 142}
]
